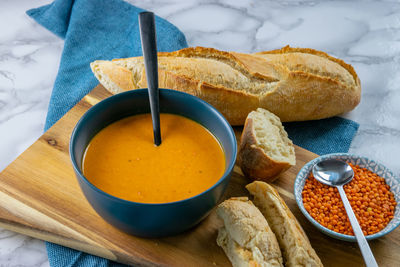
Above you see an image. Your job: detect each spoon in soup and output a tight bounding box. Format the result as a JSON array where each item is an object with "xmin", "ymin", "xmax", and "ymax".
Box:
[
  {"xmin": 139, "ymin": 12, "xmax": 162, "ymax": 146},
  {"xmin": 312, "ymin": 159, "xmax": 378, "ymax": 267}
]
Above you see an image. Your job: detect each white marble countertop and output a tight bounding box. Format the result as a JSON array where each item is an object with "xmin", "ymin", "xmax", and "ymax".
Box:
[{"xmin": 1, "ymin": 0, "xmax": 399, "ymax": 266}]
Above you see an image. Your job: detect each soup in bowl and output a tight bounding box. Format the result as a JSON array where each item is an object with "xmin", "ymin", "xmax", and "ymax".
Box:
[{"xmin": 70, "ymin": 89, "xmax": 237, "ymax": 237}]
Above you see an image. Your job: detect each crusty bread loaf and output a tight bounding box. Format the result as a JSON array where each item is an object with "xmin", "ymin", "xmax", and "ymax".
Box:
[
  {"xmin": 216, "ymin": 197, "xmax": 283, "ymax": 267},
  {"xmin": 90, "ymin": 46, "xmax": 361, "ymax": 125},
  {"xmin": 246, "ymin": 181, "xmax": 323, "ymax": 267},
  {"xmin": 239, "ymin": 108, "xmax": 295, "ymax": 182}
]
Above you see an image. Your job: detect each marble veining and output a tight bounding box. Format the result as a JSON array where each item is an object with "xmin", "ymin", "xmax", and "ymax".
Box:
[{"xmin": 0, "ymin": 0, "xmax": 399, "ymax": 265}]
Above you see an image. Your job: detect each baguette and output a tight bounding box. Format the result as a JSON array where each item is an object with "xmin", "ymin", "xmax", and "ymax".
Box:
[
  {"xmin": 216, "ymin": 197, "xmax": 283, "ymax": 267},
  {"xmin": 246, "ymin": 181, "xmax": 323, "ymax": 267},
  {"xmin": 90, "ymin": 46, "xmax": 361, "ymax": 125},
  {"xmin": 239, "ymin": 108, "xmax": 295, "ymax": 182}
]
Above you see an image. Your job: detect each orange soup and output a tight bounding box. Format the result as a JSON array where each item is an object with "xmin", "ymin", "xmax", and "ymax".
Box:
[{"xmin": 82, "ymin": 113, "xmax": 225, "ymax": 203}]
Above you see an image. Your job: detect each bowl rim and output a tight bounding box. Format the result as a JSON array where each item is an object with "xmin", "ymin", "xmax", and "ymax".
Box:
[
  {"xmin": 70, "ymin": 88, "xmax": 237, "ymax": 206},
  {"xmin": 294, "ymin": 152, "xmax": 400, "ymax": 242}
]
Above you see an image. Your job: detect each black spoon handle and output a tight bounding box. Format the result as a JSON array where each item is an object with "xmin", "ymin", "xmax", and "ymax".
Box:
[{"xmin": 139, "ymin": 12, "xmax": 161, "ymax": 146}]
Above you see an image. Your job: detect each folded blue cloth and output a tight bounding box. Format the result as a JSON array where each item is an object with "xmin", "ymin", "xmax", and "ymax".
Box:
[
  {"xmin": 27, "ymin": 0, "xmax": 358, "ymax": 266},
  {"xmin": 27, "ymin": 0, "xmax": 187, "ymax": 266},
  {"xmin": 27, "ymin": 0, "xmax": 187, "ymax": 131},
  {"xmin": 284, "ymin": 117, "xmax": 359, "ymax": 155}
]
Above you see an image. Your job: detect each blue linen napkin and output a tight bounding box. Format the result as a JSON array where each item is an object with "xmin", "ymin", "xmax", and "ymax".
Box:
[
  {"xmin": 27, "ymin": 0, "xmax": 358, "ymax": 266},
  {"xmin": 27, "ymin": 0, "xmax": 188, "ymax": 131}
]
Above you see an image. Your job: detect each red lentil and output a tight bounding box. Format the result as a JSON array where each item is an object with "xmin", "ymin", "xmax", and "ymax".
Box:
[{"xmin": 302, "ymin": 163, "xmax": 396, "ymax": 236}]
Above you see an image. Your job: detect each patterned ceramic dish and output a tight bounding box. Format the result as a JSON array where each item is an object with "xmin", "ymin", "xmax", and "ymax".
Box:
[{"xmin": 294, "ymin": 153, "xmax": 400, "ymax": 242}]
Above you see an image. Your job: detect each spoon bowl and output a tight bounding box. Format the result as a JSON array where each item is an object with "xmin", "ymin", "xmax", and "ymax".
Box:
[{"xmin": 312, "ymin": 159, "xmax": 354, "ymax": 186}]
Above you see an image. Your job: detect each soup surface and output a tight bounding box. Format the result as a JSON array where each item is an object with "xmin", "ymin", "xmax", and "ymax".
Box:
[{"xmin": 82, "ymin": 113, "xmax": 225, "ymax": 203}]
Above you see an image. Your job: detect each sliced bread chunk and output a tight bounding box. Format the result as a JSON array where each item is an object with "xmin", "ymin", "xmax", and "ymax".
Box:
[
  {"xmin": 216, "ymin": 197, "xmax": 283, "ymax": 267},
  {"xmin": 239, "ymin": 108, "xmax": 296, "ymax": 182},
  {"xmin": 246, "ymin": 181, "xmax": 323, "ymax": 267}
]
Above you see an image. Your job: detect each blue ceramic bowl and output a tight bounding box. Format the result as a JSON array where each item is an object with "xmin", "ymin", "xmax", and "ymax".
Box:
[
  {"xmin": 70, "ymin": 89, "xmax": 237, "ymax": 238},
  {"xmin": 295, "ymin": 153, "xmax": 400, "ymax": 242}
]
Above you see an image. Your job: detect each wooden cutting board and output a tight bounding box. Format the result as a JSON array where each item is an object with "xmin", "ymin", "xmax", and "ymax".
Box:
[{"xmin": 0, "ymin": 85, "xmax": 398, "ymax": 266}]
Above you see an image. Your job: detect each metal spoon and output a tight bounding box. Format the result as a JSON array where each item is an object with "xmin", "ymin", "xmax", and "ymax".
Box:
[
  {"xmin": 139, "ymin": 12, "xmax": 161, "ymax": 146},
  {"xmin": 312, "ymin": 159, "xmax": 378, "ymax": 267}
]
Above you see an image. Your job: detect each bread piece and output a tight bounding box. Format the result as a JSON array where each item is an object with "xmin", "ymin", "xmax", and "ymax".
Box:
[
  {"xmin": 246, "ymin": 182, "xmax": 323, "ymax": 267},
  {"xmin": 90, "ymin": 46, "xmax": 361, "ymax": 125},
  {"xmin": 239, "ymin": 108, "xmax": 295, "ymax": 182},
  {"xmin": 216, "ymin": 197, "xmax": 283, "ymax": 267}
]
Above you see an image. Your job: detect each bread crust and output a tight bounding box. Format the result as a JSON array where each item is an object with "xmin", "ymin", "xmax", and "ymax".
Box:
[
  {"xmin": 246, "ymin": 182, "xmax": 323, "ymax": 267},
  {"xmin": 216, "ymin": 197, "xmax": 283, "ymax": 267},
  {"xmin": 239, "ymin": 117, "xmax": 292, "ymax": 182},
  {"xmin": 90, "ymin": 61, "xmax": 136, "ymax": 93},
  {"xmin": 90, "ymin": 46, "xmax": 361, "ymax": 125},
  {"xmin": 255, "ymin": 45, "xmax": 361, "ymax": 89}
]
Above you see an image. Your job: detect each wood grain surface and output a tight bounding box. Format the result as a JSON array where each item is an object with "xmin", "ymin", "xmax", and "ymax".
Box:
[{"xmin": 0, "ymin": 85, "xmax": 398, "ymax": 266}]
